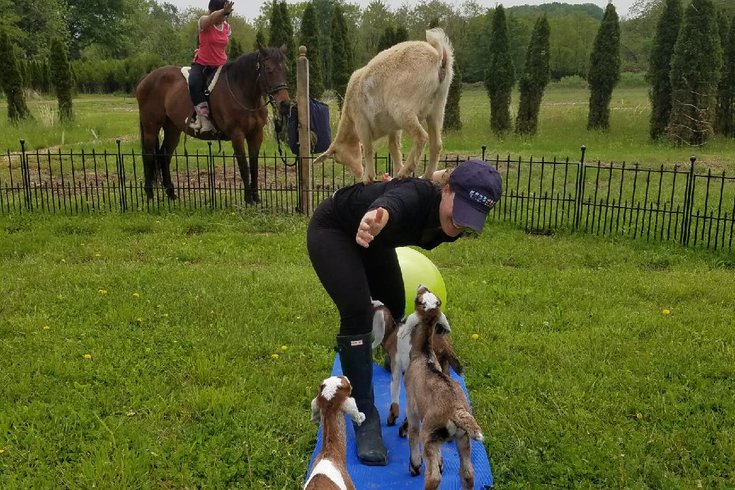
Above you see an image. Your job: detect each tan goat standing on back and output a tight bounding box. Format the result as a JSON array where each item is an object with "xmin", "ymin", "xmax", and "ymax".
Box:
[
  {"xmin": 314, "ymin": 28, "xmax": 454, "ymax": 184},
  {"xmin": 404, "ymin": 286, "xmax": 484, "ymax": 490}
]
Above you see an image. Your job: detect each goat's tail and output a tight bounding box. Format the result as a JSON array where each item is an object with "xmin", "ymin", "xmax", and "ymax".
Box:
[
  {"xmin": 425, "ymin": 27, "xmax": 454, "ymax": 84},
  {"xmin": 453, "ymin": 409, "xmax": 484, "ymax": 442},
  {"xmin": 371, "ymin": 300, "xmax": 394, "ymax": 349}
]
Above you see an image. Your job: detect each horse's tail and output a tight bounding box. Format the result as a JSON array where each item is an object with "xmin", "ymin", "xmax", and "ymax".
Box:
[{"xmin": 425, "ymin": 28, "xmax": 454, "ymax": 85}]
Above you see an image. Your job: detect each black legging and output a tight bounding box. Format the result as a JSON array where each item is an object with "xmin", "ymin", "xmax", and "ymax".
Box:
[
  {"xmin": 307, "ymin": 198, "xmax": 405, "ymax": 336},
  {"xmin": 188, "ymin": 63, "xmax": 215, "ymax": 106}
]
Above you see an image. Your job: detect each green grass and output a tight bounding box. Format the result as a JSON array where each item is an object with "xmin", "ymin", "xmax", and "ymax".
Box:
[
  {"xmin": 2, "ymin": 86, "xmax": 734, "ymax": 170},
  {"xmin": 1, "ymin": 211, "xmax": 734, "ymax": 488}
]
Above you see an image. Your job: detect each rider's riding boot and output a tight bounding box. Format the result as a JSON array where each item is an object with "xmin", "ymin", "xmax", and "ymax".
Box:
[
  {"xmin": 192, "ymin": 102, "xmax": 215, "ymax": 135},
  {"xmin": 336, "ymin": 333, "xmax": 388, "ymax": 466}
]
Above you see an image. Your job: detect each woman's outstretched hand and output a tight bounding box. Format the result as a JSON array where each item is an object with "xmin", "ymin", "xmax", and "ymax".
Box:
[{"xmin": 356, "ymin": 207, "xmax": 389, "ymax": 248}]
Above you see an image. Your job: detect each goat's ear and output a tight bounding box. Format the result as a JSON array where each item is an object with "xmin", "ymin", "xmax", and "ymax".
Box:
[
  {"xmin": 342, "ymin": 396, "xmax": 365, "ymax": 426},
  {"xmin": 435, "ymin": 321, "xmax": 450, "ymax": 336},
  {"xmin": 310, "ymin": 397, "xmax": 321, "ymax": 423}
]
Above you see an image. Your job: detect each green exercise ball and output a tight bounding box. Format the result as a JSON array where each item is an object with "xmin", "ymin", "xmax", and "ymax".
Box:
[{"xmin": 396, "ymin": 247, "xmax": 447, "ymax": 315}]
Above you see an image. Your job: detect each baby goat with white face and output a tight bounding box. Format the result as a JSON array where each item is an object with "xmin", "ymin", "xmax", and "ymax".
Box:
[
  {"xmin": 304, "ymin": 376, "xmax": 365, "ymax": 490},
  {"xmin": 404, "ymin": 286, "xmax": 484, "ymax": 490}
]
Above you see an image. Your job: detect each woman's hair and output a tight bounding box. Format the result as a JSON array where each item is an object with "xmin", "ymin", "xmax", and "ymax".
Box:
[{"xmin": 208, "ymin": 0, "xmax": 226, "ymax": 11}]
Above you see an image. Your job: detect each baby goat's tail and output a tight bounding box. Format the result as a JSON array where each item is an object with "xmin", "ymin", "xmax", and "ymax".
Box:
[
  {"xmin": 371, "ymin": 300, "xmax": 393, "ymax": 349},
  {"xmin": 453, "ymin": 409, "xmax": 484, "ymax": 442}
]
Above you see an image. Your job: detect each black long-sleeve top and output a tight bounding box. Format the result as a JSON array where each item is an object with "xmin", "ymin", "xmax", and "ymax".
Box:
[{"xmin": 329, "ymin": 178, "xmax": 460, "ymax": 250}]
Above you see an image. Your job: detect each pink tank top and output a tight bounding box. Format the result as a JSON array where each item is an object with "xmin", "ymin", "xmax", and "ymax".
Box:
[{"xmin": 195, "ymin": 21, "xmax": 229, "ymax": 66}]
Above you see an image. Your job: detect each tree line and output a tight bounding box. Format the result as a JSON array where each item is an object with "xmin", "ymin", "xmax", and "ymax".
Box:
[{"xmin": 0, "ymin": 0, "xmax": 733, "ymax": 145}]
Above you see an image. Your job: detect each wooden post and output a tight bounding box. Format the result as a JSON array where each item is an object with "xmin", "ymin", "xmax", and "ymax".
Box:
[{"xmin": 297, "ymin": 45, "xmax": 312, "ymax": 215}]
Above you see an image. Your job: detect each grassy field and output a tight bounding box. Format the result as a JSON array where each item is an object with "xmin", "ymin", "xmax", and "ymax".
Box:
[
  {"xmin": 2, "ymin": 85, "xmax": 735, "ymax": 170},
  {"xmin": 1, "ymin": 211, "xmax": 734, "ymax": 488}
]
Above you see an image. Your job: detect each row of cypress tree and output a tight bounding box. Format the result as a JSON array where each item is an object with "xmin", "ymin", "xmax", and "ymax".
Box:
[
  {"xmin": 649, "ymin": 0, "xmax": 735, "ymax": 145},
  {"xmin": 0, "ymin": 30, "xmax": 73, "ymax": 123}
]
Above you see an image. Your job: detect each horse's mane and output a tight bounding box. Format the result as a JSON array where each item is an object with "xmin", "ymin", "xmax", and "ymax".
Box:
[{"xmin": 225, "ymin": 48, "xmax": 283, "ymax": 89}]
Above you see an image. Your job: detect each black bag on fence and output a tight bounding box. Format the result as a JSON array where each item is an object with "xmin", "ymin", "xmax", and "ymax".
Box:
[{"xmin": 287, "ymin": 97, "xmax": 331, "ymax": 155}]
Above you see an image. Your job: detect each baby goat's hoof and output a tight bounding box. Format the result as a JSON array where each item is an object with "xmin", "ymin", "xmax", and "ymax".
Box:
[
  {"xmin": 398, "ymin": 418, "xmax": 409, "ymax": 438},
  {"xmin": 410, "ymin": 461, "xmax": 422, "ymax": 476},
  {"xmin": 387, "ymin": 404, "xmax": 400, "ymax": 426}
]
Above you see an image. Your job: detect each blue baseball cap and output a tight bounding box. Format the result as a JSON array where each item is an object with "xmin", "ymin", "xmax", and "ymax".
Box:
[{"xmin": 449, "ymin": 160, "xmax": 502, "ymax": 233}]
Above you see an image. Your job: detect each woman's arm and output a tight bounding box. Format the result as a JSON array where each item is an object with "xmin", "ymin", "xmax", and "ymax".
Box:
[
  {"xmin": 356, "ymin": 207, "xmax": 390, "ymax": 248},
  {"xmin": 199, "ymin": 1, "xmax": 234, "ymax": 31}
]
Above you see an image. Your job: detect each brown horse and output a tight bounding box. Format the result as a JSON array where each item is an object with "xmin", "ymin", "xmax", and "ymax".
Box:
[{"xmin": 135, "ymin": 45, "xmax": 290, "ymax": 203}]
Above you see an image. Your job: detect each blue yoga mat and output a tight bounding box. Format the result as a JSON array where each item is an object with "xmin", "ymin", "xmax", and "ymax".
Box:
[{"xmin": 306, "ymin": 355, "xmax": 494, "ymax": 489}]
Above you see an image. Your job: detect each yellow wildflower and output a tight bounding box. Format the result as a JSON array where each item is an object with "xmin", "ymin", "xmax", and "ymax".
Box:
[
  {"xmin": 471, "ymin": 333, "xmax": 480, "ymax": 341},
  {"xmin": 83, "ymin": 354, "xmax": 92, "ymax": 360},
  {"xmin": 271, "ymin": 353, "xmax": 280, "ymax": 359},
  {"xmin": 132, "ymin": 292, "xmax": 140, "ymax": 299},
  {"xmin": 280, "ymin": 345, "xmax": 288, "ymax": 351},
  {"xmin": 662, "ymin": 309, "xmax": 671, "ymax": 316}
]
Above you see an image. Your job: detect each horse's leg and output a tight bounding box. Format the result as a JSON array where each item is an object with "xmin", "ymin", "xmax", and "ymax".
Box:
[
  {"xmin": 396, "ymin": 115, "xmax": 429, "ymax": 179},
  {"xmin": 246, "ymin": 129, "xmax": 263, "ymax": 203},
  {"xmin": 140, "ymin": 122, "xmax": 160, "ymax": 201},
  {"xmin": 160, "ymin": 121, "xmax": 182, "ymax": 200},
  {"xmin": 231, "ymin": 132, "xmax": 254, "ymax": 204}
]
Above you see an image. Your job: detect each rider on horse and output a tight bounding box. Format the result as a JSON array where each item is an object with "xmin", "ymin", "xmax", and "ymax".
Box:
[{"xmin": 189, "ymin": 0, "xmax": 234, "ymax": 136}]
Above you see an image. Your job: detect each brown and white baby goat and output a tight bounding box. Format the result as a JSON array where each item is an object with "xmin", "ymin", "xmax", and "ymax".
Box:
[
  {"xmin": 404, "ymin": 286, "xmax": 484, "ymax": 490},
  {"xmin": 304, "ymin": 376, "xmax": 365, "ymax": 490},
  {"xmin": 372, "ymin": 299, "xmax": 462, "ymax": 433}
]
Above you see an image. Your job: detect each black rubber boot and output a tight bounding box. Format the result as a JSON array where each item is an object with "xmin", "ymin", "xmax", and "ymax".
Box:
[{"xmin": 336, "ymin": 333, "xmax": 388, "ymax": 466}]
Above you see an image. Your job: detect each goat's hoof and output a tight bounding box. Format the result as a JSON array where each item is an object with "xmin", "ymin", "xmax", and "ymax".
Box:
[
  {"xmin": 398, "ymin": 419, "xmax": 409, "ymax": 438},
  {"xmin": 410, "ymin": 462, "xmax": 422, "ymax": 476}
]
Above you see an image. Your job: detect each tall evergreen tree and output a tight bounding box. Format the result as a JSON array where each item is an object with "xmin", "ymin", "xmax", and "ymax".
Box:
[
  {"xmin": 0, "ymin": 30, "xmax": 31, "ymax": 123},
  {"xmin": 255, "ymin": 30, "xmax": 266, "ymax": 50},
  {"xmin": 516, "ymin": 15, "xmax": 551, "ymax": 135},
  {"xmin": 668, "ymin": 0, "xmax": 723, "ymax": 145},
  {"xmin": 300, "ymin": 2, "xmax": 324, "ymax": 99},
  {"xmin": 269, "ymin": 1, "xmax": 296, "ymax": 90},
  {"xmin": 227, "ymin": 38, "xmax": 243, "ymax": 59},
  {"xmin": 50, "ymin": 37, "xmax": 73, "ymax": 122},
  {"xmin": 714, "ymin": 15, "xmax": 735, "ymax": 136},
  {"xmin": 444, "ymin": 63, "xmax": 462, "ymax": 130},
  {"xmin": 484, "ymin": 5, "xmax": 515, "ymax": 135},
  {"xmin": 331, "ymin": 4, "xmax": 353, "ymax": 108},
  {"xmin": 587, "ymin": 3, "xmax": 621, "ymax": 131},
  {"xmin": 377, "ymin": 26, "xmax": 396, "ymax": 53},
  {"xmin": 394, "ymin": 26, "xmax": 409, "ymax": 44},
  {"xmin": 647, "ymin": 0, "xmax": 683, "ymax": 140}
]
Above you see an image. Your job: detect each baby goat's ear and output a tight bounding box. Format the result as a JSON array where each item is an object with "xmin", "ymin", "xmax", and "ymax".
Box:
[
  {"xmin": 341, "ymin": 396, "xmax": 366, "ymax": 426},
  {"xmin": 310, "ymin": 397, "xmax": 321, "ymax": 423},
  {"xmin": 435, "ymin": 312, "xmax": 452, "ymax": 336}
]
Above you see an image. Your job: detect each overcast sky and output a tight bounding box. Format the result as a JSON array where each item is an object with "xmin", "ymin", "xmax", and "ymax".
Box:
[{"xmin": 166, "ymin": 0, "xmax": 637, "ymax": 23}]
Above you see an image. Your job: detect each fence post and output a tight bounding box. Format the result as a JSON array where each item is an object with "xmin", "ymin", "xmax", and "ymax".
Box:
[
  {"xmin": 481, "ymin": 145, "xmax": 487, "ymax": 161},
  {"xmin": 207, "ymin": 141, "xmax": 216, "ymax": 209},
  {"xmin": 20, "ymin": 139, "xmax": 32, "ymax": 211},
  {"xmin": 116, "ymin": 139, "xmax": 128, "ymax": 212},
  {"xmin": 574, "ymin": 145, "xmax": 586, "ymax": 229},
  {"xmin": 296, "ymin": 45, "xmax": 312, "ymax": 215},
  {"xmin": 681, "ymin": 155, "xmax": 696, "ymax": 246}
]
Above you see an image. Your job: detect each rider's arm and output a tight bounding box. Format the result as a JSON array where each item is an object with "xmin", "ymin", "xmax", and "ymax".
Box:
[{"xmin": 198, "ymin": 1, "xmax": 234, "ymax": 31}]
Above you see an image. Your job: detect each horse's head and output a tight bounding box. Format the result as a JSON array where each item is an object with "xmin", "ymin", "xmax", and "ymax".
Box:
[{"xmin": 258, "ymin": 44, "xmax": 291, "ymax": 117}]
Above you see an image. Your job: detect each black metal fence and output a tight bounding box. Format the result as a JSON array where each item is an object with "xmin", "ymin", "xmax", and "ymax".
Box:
[{"xmin": 2, "ymin": 141, "xmax": 734, "ymax": 252}]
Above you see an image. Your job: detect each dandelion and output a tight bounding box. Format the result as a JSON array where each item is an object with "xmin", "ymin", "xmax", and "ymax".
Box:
[
  {"xmin": 471, "ymin": 333, "xmax": 480, "ymax": 341},
  {"xmin": 136, "ymin": 318, "xmax": 143, "ymax": 324},
  {"xmin": 280, "ymin": 345, "xmax": 288, "ymax": 351},
  {"xmin": 43, "ymin": 325, "xmax": 50, "ymax": 330},
  {"xmin": 132, "ymin": 292, "xmax": 140, "ymax": 299},
  {"xmin": 162, "ymin": 313, "xmax": 169, "ymax": 318},
  {"xmin": 60, "ymin": 258, "xmax": 66, "ymax": 264},
  {"xmin": 83, "ymin": 353, "xmax": 92, "ymax": 360},
  {"xmin": 98, "ymin": 289, "xmax": 108, "ymax": 295},
  {"xmin": 0, "ymin": 448, "xmax": 4, "ymax": 454},
  {"xmin": 94, "ymin": 253, "xmax": 101, "ymax": 258},
  {"xmin": 271, "ymin": 353, "xmax": 280, "ymax": 359},
  {"xmin": 662, "ymin": 309, "xmax": 671, "ymax": 316},
  {"xmin": 636, "ymin": 412, "xmax": 643, "ymax": 420}
]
